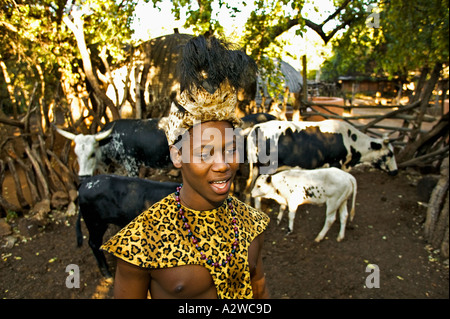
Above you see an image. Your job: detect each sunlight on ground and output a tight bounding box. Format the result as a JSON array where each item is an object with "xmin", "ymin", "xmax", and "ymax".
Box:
[{"xmin": 91, "ymin": 277, "xmax": 113, "ymax": 299}]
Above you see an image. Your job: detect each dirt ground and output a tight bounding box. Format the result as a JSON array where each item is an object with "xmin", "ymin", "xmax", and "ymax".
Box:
[{"xmin": 0, "ymin": 164, "xmax": 448, "ymax": 299}]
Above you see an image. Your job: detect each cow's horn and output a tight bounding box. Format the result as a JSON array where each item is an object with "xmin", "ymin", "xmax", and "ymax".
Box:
[
  {"xmin": 381, "ymin": 133, "xmax": 391, "ymax": 145},
  {"xmin": 54, "ymin": 125, "xmax": 77, "ymax": 141},
  {"xmin": 95, "ymin": 123, "xmax": 115, "ymax": 141},
  {"xmin": 385, "ymin": 136, "xmax": 400, "ymax": 144}
]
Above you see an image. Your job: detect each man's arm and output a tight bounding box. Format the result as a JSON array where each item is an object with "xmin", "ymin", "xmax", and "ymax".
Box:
[
  {"xmin": 250, "ymin": 234, "xmax": 270, "ymax": 299},
  {"xmin": 114, "ymin": 258, "xmax": 151, "ymax": 299}
]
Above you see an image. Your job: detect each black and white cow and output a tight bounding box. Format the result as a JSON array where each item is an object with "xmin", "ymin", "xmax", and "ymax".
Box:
[
  {"xmin": 225, "ymin": 113, "xmax": 277, "ymax": 195},
  {"xmin": 251, "ymin": 167, "xmax": 357, "ymax": 242},
  {"xmin": 237, "ymin": 112, "xmax": 277, "ymax": 161},
  {"xmin": 77, "ymin": 175, "xmax": 178, "ymax": 277},
  {"xmin": 245, "ymin": 119, "xmax": 397, "ymax": 204},
  {"xmin": 55, "ymin": 119, "xmax": 171, "ymax": 179},
  {"xmin": 239, "ymin": 113, "xmax": 277, "ymax": 131}
]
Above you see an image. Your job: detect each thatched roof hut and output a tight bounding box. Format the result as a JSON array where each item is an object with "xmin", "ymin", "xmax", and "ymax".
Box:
[
  {"xmin": 138, "ymin": 31, "xmax": 193, "ymax": 117},
  {"xmin": 121, "ymin": 30, "xmax": 258, "ymax": 118}
]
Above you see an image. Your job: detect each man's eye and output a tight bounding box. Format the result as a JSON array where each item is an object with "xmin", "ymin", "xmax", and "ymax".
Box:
[
  {"xmin": 201, "ymin": 153, "xmax": 212, "ymax": 160},
  {"xmin": 225, "ymin": 148, "xmax": 236, "ymax": 155}
]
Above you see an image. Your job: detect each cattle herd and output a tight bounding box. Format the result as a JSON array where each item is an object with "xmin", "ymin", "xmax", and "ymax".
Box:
[{"xmin": 56, "ymin": 113, "xmax": 398, "ymax": 277}]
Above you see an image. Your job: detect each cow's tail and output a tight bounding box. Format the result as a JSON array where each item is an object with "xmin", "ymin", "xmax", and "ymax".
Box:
[
  {"xmin": 349, "ymin": 176, "xmax": 357, "ymax": 222},
  {"xmin": 76, "ymin": 209, "xmax": 83, "ymax": 247}
]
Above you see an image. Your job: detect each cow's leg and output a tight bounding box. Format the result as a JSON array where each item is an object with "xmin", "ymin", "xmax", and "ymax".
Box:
[
  {"xmin": 86, "ymin": 223, "xmax": 112, "ymax": 278},
  {"xmin": 245, "ymin": 164, "xmax": 259, "ymax": 204},
  {"xmin": 276, "ymin": 204, "xmax": 286, "ymax": 225},
  {"xmin": 314, "ymin": 203, "xmax": 338, "ymax": 242},
  {"xmin": 254, "ymin": 197, "xmax": 262, "ymax": 210},
  {"xmin": 286, "ymin": 207, "xmax": 297, "ymax": 235},
  {"xmin": 336, "ymin": 200, "xmax": 349, "ymax": 242}
]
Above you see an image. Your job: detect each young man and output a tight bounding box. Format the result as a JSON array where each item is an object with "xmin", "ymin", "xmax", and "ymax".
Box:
[{"xmin": 101, "ymin": 35, "xmax": 269, "ymax": 299}]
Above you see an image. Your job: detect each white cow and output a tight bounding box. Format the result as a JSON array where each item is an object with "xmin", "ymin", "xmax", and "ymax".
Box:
[
  {"xmin": 55, "ymin": 125, "xmax": 114, "ymax": 177},
  {"xmin": 251, "ymin": 167, "xmax": 357, "ymax": 242}
]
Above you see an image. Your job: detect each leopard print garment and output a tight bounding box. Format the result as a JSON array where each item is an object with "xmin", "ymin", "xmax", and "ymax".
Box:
[{"xmin": 101, "ymin": 193, "xmax": 269, "ymax": 299}]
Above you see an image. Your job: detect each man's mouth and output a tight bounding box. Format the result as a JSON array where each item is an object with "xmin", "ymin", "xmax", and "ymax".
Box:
[
  {"xmin": 209, "ymin": 178, "xmax": 232, "ymax": 194},
  {"xmin": 210, "ymin": 179, "xmax": 229, "ymax": 188}
]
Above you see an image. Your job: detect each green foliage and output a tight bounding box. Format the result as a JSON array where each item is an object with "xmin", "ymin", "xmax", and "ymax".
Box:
[
  {"xmin": 6, "ymin": 210, "xmax": 18, "ymax": 223},
  {"xmin": 321, "ymin": 0, "xmax": 449, "ymax": 82},
  {"xmin": 4, "ymin": 0, "xmax": 444, "ymax": 117},
  {"xmin": 152, "ymin": 0, "xmax": 242, "ymax": 34},
  {"xmin": 0, "ymin": 0, "xmax": 146, "ymax": 116},
  {"xmin": 159, "ymin": 0, "xmax": 380, "ymax": 99}
]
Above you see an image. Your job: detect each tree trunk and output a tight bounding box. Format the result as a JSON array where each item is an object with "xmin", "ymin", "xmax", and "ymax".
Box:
[
  {"xmin": 397, "ymin": 112, "xmax": 449, "ymax": 163},
  {"xmin": 6, "ymin": 144, "xmax": 41, "ymax": 205},
  {"xmin": 63, "ymin": 13, "xmax": 120, "ymax": 120},
  {"xmin": 424, "ymin": 157, "xmax": 449, "ymax": 259},
  {"xmin": 411, "ymin": 66, "xmax": 429, "ymax": 103},
  {"xmin": 46, "ymin": 149, "xmax": 78, "ymax": 192},
  {"xmin": 37, "ymin": 135, "xmax": 66, "ymax": 193},
  {"xmin": 409, "ymin": 63, "xmax": 443, "ymax": 142},
  {"xmin": 0, "ymin": 160, "xmax": 22, "ymax": 216},
  {"xmin": 24, "ymin": 144, "xmax": 50, "ymax": 201},
  {"xmin": 6, "ymin": 157, "xmax": 29, "ymax": 209},
  {"xmin": 13, "ymin": 157, "xmax": 41, "ymax": 206},
  {"xmin": 0, "ymin": 55, "xmax": 18, "ymax": 119},
  {"xmin": 399, "ymin": 67, "xmax": 430, "ymax": 141}
]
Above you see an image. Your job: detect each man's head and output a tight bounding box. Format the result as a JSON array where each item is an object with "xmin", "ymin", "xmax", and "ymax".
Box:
[
  {"xmin": 170, "ymin": 121, "xmax": 240, "ymax": 208},
  {"xmin": 159, "ymin": 35, "xmax": 257, "ymax": 145},
  {"xmin": 159, "ymin": 35, "xmax": 256, "ymax": 209}
]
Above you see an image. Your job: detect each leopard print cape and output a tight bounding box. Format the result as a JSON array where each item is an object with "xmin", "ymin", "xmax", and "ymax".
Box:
[{"xmin": 101, "ymin": 193, "xmax": 269, "ymax": 299}]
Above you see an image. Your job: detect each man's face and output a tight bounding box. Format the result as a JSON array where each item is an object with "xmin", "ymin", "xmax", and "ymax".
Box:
[{"xmin": 170, "ymin": 121, "xmax": 240, "ymax": 210}]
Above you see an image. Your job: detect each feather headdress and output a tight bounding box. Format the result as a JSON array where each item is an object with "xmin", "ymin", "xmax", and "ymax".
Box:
[{"xmin": 160, "ymin": 35, "xmax": 257, "ymax": 145}]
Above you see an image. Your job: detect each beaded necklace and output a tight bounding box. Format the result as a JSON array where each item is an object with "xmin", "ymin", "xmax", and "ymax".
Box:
[{"xmin": 175, "ymin": 185, "xmax": 239, "ymax": 269}]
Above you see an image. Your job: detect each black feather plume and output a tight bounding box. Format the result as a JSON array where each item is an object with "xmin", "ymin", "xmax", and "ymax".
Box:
[{"xmin": 178, "ymin": 35, "xmax": 257, "ymax": 95}]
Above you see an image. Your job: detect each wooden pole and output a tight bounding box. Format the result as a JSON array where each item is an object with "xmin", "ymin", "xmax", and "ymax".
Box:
[
  {"xmin": 302, "ymin": 55, "xmax": 307, "ymax": 102},
  {"xmin": 295, "ymin": 55, "xmax": 307, "ymax": 121}
]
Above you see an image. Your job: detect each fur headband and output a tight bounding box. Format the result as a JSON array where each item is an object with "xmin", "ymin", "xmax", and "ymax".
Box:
[{"xmin": 159, "ymin": 35, "xmax": 256, "ymax": 145}]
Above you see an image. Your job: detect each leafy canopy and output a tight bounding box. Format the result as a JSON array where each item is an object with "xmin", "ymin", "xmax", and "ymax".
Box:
[
  {"xmin": 0, "ymin": 0, "xmax": 147, "ymax": 115},
  {"xmin": 321, "ymin": 0, "xmax": 449, "ymax": 81}
]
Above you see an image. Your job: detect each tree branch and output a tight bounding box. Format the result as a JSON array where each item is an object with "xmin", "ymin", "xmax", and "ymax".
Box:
[
  {"xmin": 0, "ymin": 117, "xmax": 25, "ymax": 129},
  {"xmin": 63, "ymin": 11, "xmax": 120, "ymax": 120},
  {"xmin": 322, "ymin": 0, "xmax": 352, "ymax": 25},
  {"xmin": 261, "ymin": 0, "xmax": 361, "ymax": 49}
]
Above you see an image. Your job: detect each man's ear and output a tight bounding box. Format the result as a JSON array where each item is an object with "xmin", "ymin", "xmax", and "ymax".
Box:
[{"xmin": 169, "ymin": 145, "xmax": 182, "ymax": 168}]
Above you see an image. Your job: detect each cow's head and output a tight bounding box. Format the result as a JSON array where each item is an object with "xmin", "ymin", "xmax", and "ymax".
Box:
[
  {"xmin": 55, "ymin": 126, "xmax": 114, "ymax": 178},
  {"xmin": 360, "ymin": 135, "xmax": 398, "ymax": 175},
  {"xmin": 251, "ymin": 174, "xmax": 274, "ymax": 198}
]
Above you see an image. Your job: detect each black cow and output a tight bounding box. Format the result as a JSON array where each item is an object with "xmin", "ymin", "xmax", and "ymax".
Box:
[
  {"xmin": 77, "ymin": 175, "xmax": 178, "ymax": 277},
  {"xmin": 56, "ymin": 119, "xmax": 171, "ymax": 178}
]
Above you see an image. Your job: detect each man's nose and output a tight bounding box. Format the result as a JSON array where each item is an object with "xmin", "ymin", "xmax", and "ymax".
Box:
[{"xmin": 211, "ymin": 153, "xmax": 230, "ymax": 172}]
